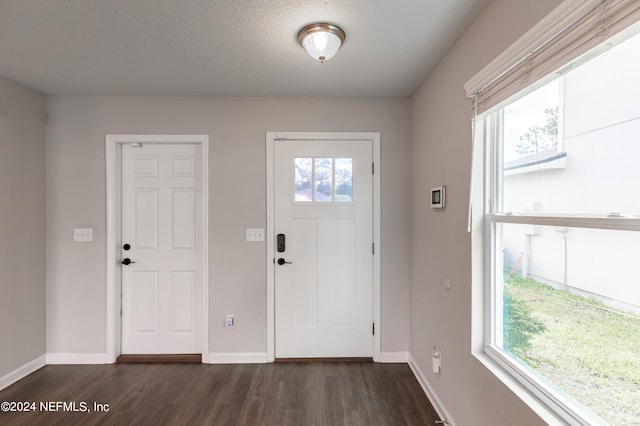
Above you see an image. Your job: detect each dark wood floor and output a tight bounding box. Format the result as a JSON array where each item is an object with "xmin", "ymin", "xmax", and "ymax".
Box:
[{"xmin": 0, "ymin": 362, "xmax": 440, "ymax": 425}]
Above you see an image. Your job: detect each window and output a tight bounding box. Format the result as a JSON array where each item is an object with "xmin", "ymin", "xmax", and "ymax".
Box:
[
  {"xmin": 478, "ymin": 27, "xmax": 640, "ymax": 425},
  {"xmin": 294, "ymin": 157, "xmax": 352, "ymax": 202}
]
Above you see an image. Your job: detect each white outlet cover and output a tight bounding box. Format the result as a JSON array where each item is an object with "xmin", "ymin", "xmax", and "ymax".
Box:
[{"xmin": 225, "ymin": 315, "xmax": 234, "ymax": 328}]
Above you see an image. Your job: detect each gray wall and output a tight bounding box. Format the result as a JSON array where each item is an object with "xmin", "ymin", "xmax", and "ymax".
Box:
[
  {"xmin": 409, "ymin": 0, "xmax": 562, "ymax": 425},
  {"xmin": 0, "ymin": 77, "xmax": 46, "ymax": 377},
  {"xmin": 45, "ymin": 96, "xmax": 411, "ymax": 355},
  {"xmin": 4, "ymin": 1, "xmax": 583, "ymax": 422}
]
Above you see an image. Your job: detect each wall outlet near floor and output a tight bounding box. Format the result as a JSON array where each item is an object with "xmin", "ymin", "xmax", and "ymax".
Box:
[{"xmin": 225, "ymin": 315, "xmax": 234, "ymax": 329}]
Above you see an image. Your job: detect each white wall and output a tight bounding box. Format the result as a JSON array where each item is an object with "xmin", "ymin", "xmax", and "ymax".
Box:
[
  {"xmin": 0, "ymin": 76, "xmax": 46, "ymax": 376},
  {"xmin": 45, "ymin": 96, "xmax": 411, "ymax": 356},
  {"xmin": 410, "ymin": 0, "xmax": 562, "ymax": 424}
]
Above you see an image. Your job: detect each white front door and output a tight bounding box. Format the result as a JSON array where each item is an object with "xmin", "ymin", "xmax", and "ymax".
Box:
[
  {"xmin": 121, "ymin": 144, "xmax": 202, "ymax": 354},
  {"xmin": 275, "ymin": 139, "xmax": 373, "ymax": 358}
]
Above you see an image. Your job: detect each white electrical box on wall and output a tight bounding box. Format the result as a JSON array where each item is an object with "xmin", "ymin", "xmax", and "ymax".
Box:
[{"xmin": 432, "ymin": 346, "xmax": 442, "ymax": 373}]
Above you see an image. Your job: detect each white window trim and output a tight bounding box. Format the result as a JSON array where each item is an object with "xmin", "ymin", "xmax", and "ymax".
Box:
[
  {"xmin": 474, "ymin": 108, "xmax": 640, "ymax": 424},
  {"xmin": 482, "ymin": 216, "xmax": 640, "ymax": 425},
  {"xmin": 469, "ymin": 114, "xmax": 584, "ymax": 425},
  {"xmin": 468, "ymin": 0, "xmax": 640, "ymax": 422},
  {"xmin": 464, "ymin": 0, "xmax": 640, "ymax": 424}
]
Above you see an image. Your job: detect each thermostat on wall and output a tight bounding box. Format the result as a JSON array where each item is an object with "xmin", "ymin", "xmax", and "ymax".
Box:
[{"xmin": 431, "ymin": 186, "xmax": 446, "ymax": 208}]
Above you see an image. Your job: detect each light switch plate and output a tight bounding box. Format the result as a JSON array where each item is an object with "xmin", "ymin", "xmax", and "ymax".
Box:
[
  {"xmin": 74, "ymin": 228, "xmax": 93, "ymax": 242},
  {"xmin": 246, "ymin": 228, "xmax": 264, "ymax": 242}
]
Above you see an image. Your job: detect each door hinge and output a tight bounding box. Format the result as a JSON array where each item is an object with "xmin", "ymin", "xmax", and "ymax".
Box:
[
  {"xmin": 372, "ymin": 243, "xmax": 375, "ymax": 255},
  {"xmin": 372, "ymin": 322, "xmax": 375, "ymax": 336},
  {"xmin": 372, "ymin": 162, "xmax": 375, "ymax": 175}
]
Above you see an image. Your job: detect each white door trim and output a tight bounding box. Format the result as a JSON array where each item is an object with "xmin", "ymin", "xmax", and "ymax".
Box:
[
  {"xmin": 106, "ymin": 134, "xmax": 210, "ymax": 363},
  {"xmin": 266, "ymin": 131, "xmax": 381, "ymax": 362}
]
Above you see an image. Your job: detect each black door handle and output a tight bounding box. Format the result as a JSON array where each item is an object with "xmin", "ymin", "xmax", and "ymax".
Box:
[
  {"xmin": 121, "ymin": 258, "xmax": 136, "ymax": 265},
  {"xmin": 277, "ymin": 258, "xmax": 293, "ymax": 265}
]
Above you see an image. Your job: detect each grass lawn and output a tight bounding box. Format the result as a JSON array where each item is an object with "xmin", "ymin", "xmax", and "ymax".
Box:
[{"xmin": 504, "ymin": 275, "xmax": 640, "ymax": 425}]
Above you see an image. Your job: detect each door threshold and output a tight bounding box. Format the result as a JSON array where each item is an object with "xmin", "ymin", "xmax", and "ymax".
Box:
[
  {"xmin": 116, "ymin": 354, "xmax": 202, "ymax": 364},
  {"xmin": 275, "ymin": 357, "xmax": 373, "ymax": 363}
]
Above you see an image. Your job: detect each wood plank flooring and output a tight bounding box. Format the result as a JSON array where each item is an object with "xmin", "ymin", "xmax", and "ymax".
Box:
[{"xmin": 0, "ymin": 362, "xmax": 440, "ymax": 426}]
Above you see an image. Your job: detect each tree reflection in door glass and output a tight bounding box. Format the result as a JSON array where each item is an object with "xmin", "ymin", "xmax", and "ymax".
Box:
[
  {"xmin": 315, "ymin": 158, "xmax": 333, "ymax": 202},
  {"xmin": 335, "ymin": 158, "xmax": 353, "ymax": 202},
  {"xmin": 294, "ymin": 158, "xmax": 312, "ymax": 201}
]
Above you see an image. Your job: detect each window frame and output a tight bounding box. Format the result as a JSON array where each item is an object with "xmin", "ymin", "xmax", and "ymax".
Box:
[
  {"xmin": 479, "ymin": 106, "xmax": 640, "ymax": 425},
  {"xmin": 468, "ymin": 1, "xmax": 640, "ymax": 423},
  {"xmin": 293, "ymin": 156, "xmax": 354, "ymax": 204}
]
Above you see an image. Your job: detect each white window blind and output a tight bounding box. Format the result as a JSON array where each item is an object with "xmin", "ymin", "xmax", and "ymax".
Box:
[
  {"xmin": 465, "ymin": 0, "xmax": 640, "ymax": 115},
  {"xmin": 465, "ymin": 0, "xmax": 640, "ymax": 232}
]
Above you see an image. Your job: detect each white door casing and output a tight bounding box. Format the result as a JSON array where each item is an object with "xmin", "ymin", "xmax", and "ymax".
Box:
[
  {"xmin": 268, "ymin": 132, "xmax": 381, "ymax": 359},
  {"xmin": 106, "ymin": 135, "xmax": 209, "ymax": 362}
]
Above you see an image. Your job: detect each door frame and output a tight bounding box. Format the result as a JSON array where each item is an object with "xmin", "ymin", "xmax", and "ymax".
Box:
[
  {"xmin": 105, "ymin": 134, "xmax": 210, "ymax": 363},
  {"xmin": 266, "ymin": 131, "xmax": 381, "ymax": 362}
]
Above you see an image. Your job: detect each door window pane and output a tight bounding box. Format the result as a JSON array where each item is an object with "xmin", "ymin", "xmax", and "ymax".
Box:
[
  {"xmin": 335, "ymin": 158, "xmax": 353, "ymax": 202},
  {"xmin": 294, "ymin": 157, "xmax": 354, "ymax": 203},
  {"xmin": 314, "ymin": 158, "xmax": 333, "ymax": 202},
  {"xmin": 294, "ymin": 158, "xmax": 312, "ymax": 202}
]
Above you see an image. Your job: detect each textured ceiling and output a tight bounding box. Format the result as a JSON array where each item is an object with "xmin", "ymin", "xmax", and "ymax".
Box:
[{"xmin": 0, "ymin": 0, "xmax": 488, "ymax": 97}]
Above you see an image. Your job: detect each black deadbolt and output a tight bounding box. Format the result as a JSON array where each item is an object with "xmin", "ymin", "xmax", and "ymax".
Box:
[{"xmin": 123, "ymin": 243, "xmax": 131, "ymax": 251}]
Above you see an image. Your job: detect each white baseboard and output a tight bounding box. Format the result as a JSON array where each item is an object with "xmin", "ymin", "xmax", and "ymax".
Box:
[
  {"xmin": 208, "ymin": 352, "xmax": 268, "ymax": 364},
  {"xmin": 380, "ymin": 351, "xmax": 409, "ymax": 363},
  {"xmin": 0, "ymin": 354, "xmax": 47, "ymax": 391},
  {"xmin": 408, "ymin": 353, "xmax": 456, "ymax": 426},
  {"xmin": 46, "ymin": 353, "xmax": 110, "ymax": 364}
]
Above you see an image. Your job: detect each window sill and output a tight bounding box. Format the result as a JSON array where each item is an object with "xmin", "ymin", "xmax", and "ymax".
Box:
[{"xmin": 471, "ymin": 350, "xmax": 570, "ymax": 425}]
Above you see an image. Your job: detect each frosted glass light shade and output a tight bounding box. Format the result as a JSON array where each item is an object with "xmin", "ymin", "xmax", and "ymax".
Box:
[{"xmin": 298, "ymin": 23, "xmax": 346, "ymax": 63}]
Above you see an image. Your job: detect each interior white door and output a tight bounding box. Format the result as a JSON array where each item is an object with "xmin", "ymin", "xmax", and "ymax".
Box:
[
  {"xmin": 275, "ymin": 139, "xmax": 373, "ymax": 358},
  {"xmin": 121, "ymin": 144, "xmax": 202, "ymax": 354}
]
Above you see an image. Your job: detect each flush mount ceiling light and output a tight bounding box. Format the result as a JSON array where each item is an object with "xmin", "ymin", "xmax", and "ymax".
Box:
[{"xmin": 297, "ymin": 23, "xmax": 346, "ymax": 63}]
